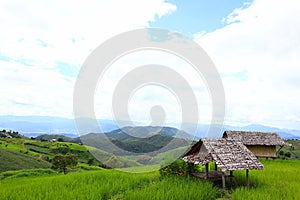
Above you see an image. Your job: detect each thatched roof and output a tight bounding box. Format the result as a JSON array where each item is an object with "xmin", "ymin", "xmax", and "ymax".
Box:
[
  {"xmin": 223, "ymin": 131, "xmax": 287, "ymax": 146},
  {"xmin": 182, "ymin": 138, "xmax": 264, "ymax": 172}
]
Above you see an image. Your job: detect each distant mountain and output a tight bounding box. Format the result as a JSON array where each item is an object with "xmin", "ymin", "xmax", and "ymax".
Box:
[
  {"xmin": 0, "ymin": 115, "xmax": 300, "ymax": 139},
  {"xmin": 0, "ymin": 116, "xmax": 119, "ymax": 137},
  {"xmin": 106, "ymin": 126, "xmax": 192, "ymax": 140},
  {"xmin": 78, "ymin": 126, "xmax": 191, "ymax": 154}
]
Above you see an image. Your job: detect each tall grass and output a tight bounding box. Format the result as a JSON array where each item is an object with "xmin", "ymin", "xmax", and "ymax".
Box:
[
  {"xmin": 122, "ymin": 177, "xmax": 219, "ymax": 200},
  {"xmin": 0, "ymin": 168, "xmax": 57, "ymax": 180},
  {"xmin": 0, "ymin": 169, "xmax": 219, "ymax": 200},
  {"xmin": 0, "ymin": 159, "xmax": 299, "ymax": 199},
  {"xmin": 232, "ymin": 159, "xmax": 300, "ymax": 200}
]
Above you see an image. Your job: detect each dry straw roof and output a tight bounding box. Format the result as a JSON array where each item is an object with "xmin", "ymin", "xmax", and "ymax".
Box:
[
  {"xmin": 182, "ymin": 138, "xmax": 264, "ymax": 172},
  {"xmin": 223, "ymin": 131, "xmax": 287, "ymax": 146}
]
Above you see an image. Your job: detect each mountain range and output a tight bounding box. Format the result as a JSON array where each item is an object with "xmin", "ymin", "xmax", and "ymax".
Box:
[
  {"xmin": 0, "ymin": 115, "xmax": 300, "ymax": 139},
  {"xmin": 35, "ymin": 126, "xmax": 191, "ymax": 166}
]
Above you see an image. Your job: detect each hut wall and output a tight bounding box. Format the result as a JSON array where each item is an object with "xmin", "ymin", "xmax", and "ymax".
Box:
[{"xmin": 246, "ymin": 145, "xmax": 276, "ymax": 158}]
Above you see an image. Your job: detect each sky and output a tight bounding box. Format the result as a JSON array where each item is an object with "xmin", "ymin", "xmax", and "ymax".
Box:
[{"xmin": 0, "ymin": 0, "xmax": 300, "ymax": 130}]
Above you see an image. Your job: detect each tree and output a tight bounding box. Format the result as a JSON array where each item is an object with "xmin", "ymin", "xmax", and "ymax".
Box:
[
  {"xmin": 284, "ymin": 152, "xmax": 291, "ymax": 158},
  {"xmin": 278, "ymin": 150, "xmax": 284, "ymax": 156},
  {"xmin": 52, "ymin": 153, "xmax": 78, "ymax": 174}
]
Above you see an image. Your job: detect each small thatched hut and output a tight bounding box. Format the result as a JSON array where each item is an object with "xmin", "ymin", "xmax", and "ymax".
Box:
[
  {"xmin": 222, "ymin": 131, "xmax": 288, "ymax": 158},
  {"xmin": 182, "ymin": 138, "xmax": 264, "ymax": 188}
]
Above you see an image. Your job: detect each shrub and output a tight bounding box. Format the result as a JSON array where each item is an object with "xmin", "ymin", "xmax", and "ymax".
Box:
[
  {"xmin": 51, "ymin": 147, "xmax": 69, "ymax": 154},
  {"xmin": 159, "ymin": 159, "xmax": 188, "ymax": 177}
]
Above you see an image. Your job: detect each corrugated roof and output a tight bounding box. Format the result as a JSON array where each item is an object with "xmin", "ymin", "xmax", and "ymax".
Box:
[
  {"xmin": 182, "ymin": 138, "xmax": 264, "ymax": 172},
  {"xmin": 223, "ymin": 131, "xmax": 287, "ymax": 146}
]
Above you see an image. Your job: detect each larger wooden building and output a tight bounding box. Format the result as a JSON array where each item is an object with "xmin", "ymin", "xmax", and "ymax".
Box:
[{"xmin": 222, "ymin": 131, "xmax": 288, "ymax": 158}]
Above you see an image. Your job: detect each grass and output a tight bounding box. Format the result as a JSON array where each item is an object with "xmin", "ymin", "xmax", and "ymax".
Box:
[
  {"xmin": 118, "ymin": 164, "xmax": 161, "ymax": 173},
  {"xmin": 1, "ymin": 137, "xmax": 300, "ymax": 199},
  {"xmin": 0, "ymin": 148, "xmax": 51, "ymax": 172},
  {"xmin": 0, "ymin": 169, "xmax": 219, "ymax": 200},
  {"xmin": 122, "ymin": 177, "xmax": 219, "ymax": 200},
  {"xmin": 0, "ymin": 159, "xmax": 299, "ymax": 199},
  {"xmin": 231, "ymin": 159, "xmax": 300, "ymax": 200},
  {"xmin": 0, "ymin": 168, "xmax": 57, "ymax": 180}
]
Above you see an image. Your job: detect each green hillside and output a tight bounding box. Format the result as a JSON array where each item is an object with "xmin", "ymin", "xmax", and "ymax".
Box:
[
  {"xmin": 0, "ymin": 138, "xmax": 104, "ymax": 170},
  {"xmin": 280, "ymin": 140, "xmax": 300, "ymax": 159},
  {"xmin": 36, "ymin": 134, "xmax": 81, "ymax": 143},
  {"xmin": 0, "ymin": 148, "xmax": 51, "ymax": 172},
  {"xmin": 1, "ymin": 136, "xmax": 299, "ymax": 174}
]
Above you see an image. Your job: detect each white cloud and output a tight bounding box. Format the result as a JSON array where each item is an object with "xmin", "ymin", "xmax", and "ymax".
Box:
[
  {"xmin": 94, "ymin": 50, "xmax": 212, "ymax": 125},
  {"xmin": 0, "ymin": 0, "xmax": 176, "ymax": 65},
  {"xmin": 0, "ymin": 60, "xmax": 74, "ymax": 117},
  {"xmin": 0, "ymin": 0, "xmax": 176, "ymax": 118},
  {"xmin": 195, "ymin": 0, "xmax": 300, "ymax": 129}
]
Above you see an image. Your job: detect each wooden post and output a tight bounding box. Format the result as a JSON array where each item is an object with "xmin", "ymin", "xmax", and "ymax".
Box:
[
  {"xmin": 215, "ymin": 162, "xmax": 217, "ymax": 171},
  {"xmin": 191, "ymin": 163, "xmax": 194, "ymax": 173},
  {"xmin": 229, "ymin": 171, "xmax": 233, "ymax": 188},
  {"xmin": 205, "ymin": 163, "xmax": 209, "ymax": 179},
  {"xmin": 222, "ymin": 172, "xmax": 226, "ymax": 189},
  {"xmin": 246, "ymin": 169, "xmax": 250, "ymax": 188},
  {"xmin": 188, "ymin": 163, "xmax": 194, "ymax": 174}
]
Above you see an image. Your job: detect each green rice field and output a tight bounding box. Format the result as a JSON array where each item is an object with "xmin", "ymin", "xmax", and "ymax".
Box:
[{"xmin": 0, "ymin": 159, "xmax": 299, "ymax": 200}]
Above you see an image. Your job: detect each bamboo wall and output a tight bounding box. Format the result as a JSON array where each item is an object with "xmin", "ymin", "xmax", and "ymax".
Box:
[{"xmin": 246, "ymin": 145, "xmax": 277, "ymax": 158}]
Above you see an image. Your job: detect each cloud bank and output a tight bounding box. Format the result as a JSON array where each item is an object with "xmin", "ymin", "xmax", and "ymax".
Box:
[{"xmin": 195, "ymin": 0, "xmax": 300, "ymax": 129}]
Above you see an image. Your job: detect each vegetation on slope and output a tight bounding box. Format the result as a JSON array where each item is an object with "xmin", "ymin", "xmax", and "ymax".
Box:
[
  {"xmin": 0, "ymin": 168, "xmax": 57, "ymax": 180},
  {"xmin": 0, "ymin": 148, "xmax": 51, "ymax": 172},
  {"xmin": 0, "ymin": 138, "xmax": 103, "ymax": 168},
  {"xmin": 279, "ymin": 139, "xmax": 300, "ymax": 159}
]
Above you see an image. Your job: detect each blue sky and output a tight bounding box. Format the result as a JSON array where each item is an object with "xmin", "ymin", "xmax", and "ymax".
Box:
[
  {"xmin": 150, "ymin": 0, "xmax": 252, "ymax": 36},
  {"xmin": 0, "ymin": 0, "xmax": 300, "ymax": 130}
]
